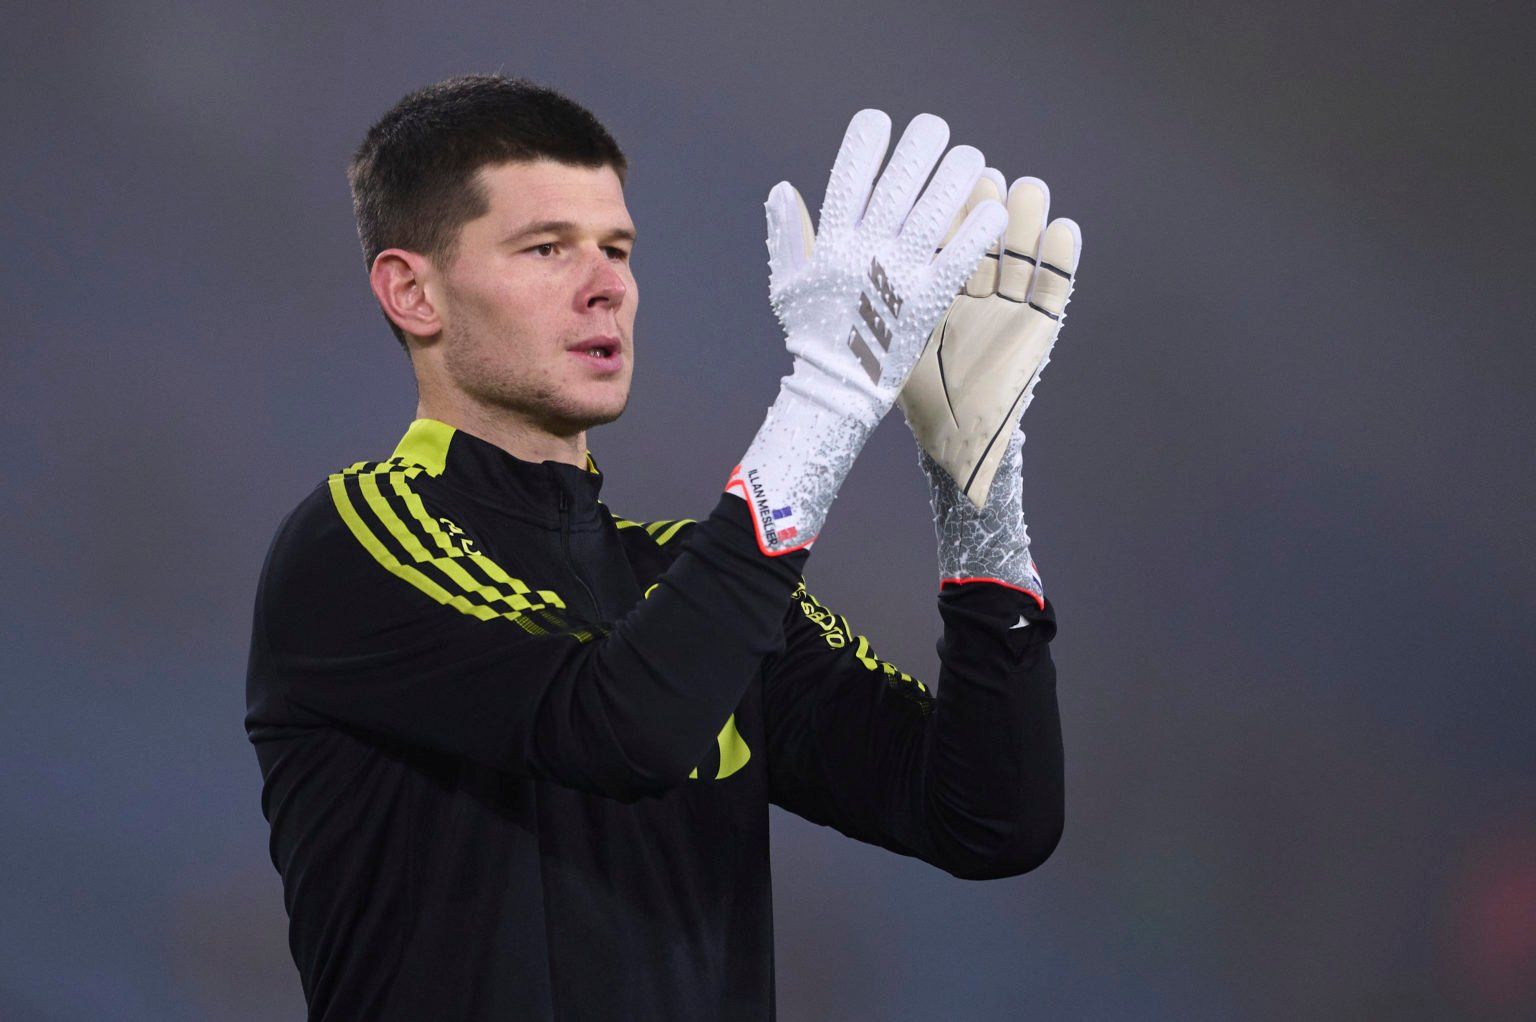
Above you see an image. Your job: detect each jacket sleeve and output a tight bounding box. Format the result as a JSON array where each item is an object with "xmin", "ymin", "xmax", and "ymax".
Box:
[
  {"xmin": 246, "ymin": 487, "xmax": 804, "ymax": 802},
  {"xmin": 764, "ymin": 581, "xmax": 1063, "ymax": 879}
]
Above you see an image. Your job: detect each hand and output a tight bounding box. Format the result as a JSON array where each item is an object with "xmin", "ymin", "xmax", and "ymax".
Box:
[
  {"xmin": 899, "ymin": 174, "xmax": 1081, "ymax": 508},
  {"xmin": 728, "ymin": 110, "xmax": 1005, "ymax": 555},
  {"xmin": 898, "ymin": 172, "xmax": 1082, "ymax": 602}
]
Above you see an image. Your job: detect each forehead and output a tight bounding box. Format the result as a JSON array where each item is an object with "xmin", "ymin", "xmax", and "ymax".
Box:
[{"xmin": 471, "ymin": 160, "xmax": 632, "ymax": 231}]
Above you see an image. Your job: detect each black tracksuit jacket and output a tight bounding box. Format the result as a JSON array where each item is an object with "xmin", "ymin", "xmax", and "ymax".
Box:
[{"xmin": 245, "ymin": 419, "xmax": 1063, "ymax": 1020}]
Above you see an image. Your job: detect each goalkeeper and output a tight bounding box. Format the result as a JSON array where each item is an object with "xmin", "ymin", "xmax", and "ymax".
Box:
[{"xmin": 246, "ymin": 74, "xmax": 1081, "ymax": 1021}]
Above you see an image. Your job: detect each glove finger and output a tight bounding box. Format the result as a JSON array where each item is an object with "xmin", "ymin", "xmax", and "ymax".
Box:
[
  {"xmin": 999, "ymin": 177, "xmax": 1049, "ymax": 301},
  {"xmin": 962, "ymin": 171, "xmax": 1006, "ymax": 298},
  {"xmin": 818, "ymin": 109, "xmax": 893, "ymax": 239},
  {"xmin": 936, "ymin": 168, "xmax": 1003, "ymax": 247},
  {"xmin": 764, "ymin": 182, "xmax": 813, "ymax": 282},
  {"xmin": 900, "ymin": 143, "xmax": 985, "ymax": 262},
  {"xmin": 929, "ymin": 198, "xmax": 1009, "ymax": 304},
  {"xmin": 859, "ymin": 113, "xmax": 950, "ymax": 236},
  {"xmin": 1027, "ymin": 217, "xmax": 1081, "ymax": 319}
]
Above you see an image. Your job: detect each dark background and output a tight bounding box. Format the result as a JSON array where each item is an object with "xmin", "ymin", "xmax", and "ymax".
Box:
[{"xmin": 5, "ymin": 2, "xmax": 1534, "ymax": 1018}]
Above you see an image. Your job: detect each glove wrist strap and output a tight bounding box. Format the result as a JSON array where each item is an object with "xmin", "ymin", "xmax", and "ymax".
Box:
[
  {"xmin": 921, "ymin": 436, "xmax": 1043, "ymax": 604},
  {"xmin": 728, "ymin": 375, "xmax": 876, "ymax": 556}
]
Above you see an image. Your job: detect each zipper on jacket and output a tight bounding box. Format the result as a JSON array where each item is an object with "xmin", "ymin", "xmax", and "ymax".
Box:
[{"xmin": 557, "ymin": 487, "xmax": 601, "ymax": 622}]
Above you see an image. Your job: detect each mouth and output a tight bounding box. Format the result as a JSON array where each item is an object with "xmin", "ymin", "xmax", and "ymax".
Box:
[
  {"xmin": 568, "ymin": 336, "xmax": 625, "ymax": 370},
  {"xmin": 569, "ymin": 337, "xmax": 620, "ymax": 356}
]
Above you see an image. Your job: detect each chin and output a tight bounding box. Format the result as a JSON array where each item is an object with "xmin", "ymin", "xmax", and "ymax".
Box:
[
  {"xmin": 549, "ymin": 394, "xmax": 629, "ymax": 435},
  {"xmin": 579, "ymin": 400, "xmax": 628, "ymax": 430},
  {"xmin": 579, "ymin": 384, "xmax": 631, "ymax": 427}
]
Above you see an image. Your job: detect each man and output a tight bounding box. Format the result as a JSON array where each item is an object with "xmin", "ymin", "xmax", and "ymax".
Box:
[{"xmin": 247, "ymin": 74, "xmax": 1080, "ymax": 1020}]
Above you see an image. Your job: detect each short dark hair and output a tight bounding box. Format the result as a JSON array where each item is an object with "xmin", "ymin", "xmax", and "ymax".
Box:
[{"xmin": 348, "ymin": 74, "xmax": 628, "ymax": 347}]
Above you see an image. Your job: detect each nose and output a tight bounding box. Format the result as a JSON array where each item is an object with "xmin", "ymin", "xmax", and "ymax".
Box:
[{"xmin": 580, "ymin": 250, "xmax": 628, "ymax": 310}]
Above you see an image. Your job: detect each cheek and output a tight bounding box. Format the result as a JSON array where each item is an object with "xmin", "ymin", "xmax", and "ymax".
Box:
[
  {"xmin": 505, "ymin": 282, "xmax": 567, "ymax": 335},
  {"xmin": 458, "ymin": 288, "xmax": 550, "ymax": 359},
  {"xmin": 451, "ymin": 260, "xmax": 537, "ymax": 320}
]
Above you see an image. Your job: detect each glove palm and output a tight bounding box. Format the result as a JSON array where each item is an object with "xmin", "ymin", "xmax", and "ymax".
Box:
[{"xmin": 901, "ymin": 175, "xmax": 1080, "ymax": 507}]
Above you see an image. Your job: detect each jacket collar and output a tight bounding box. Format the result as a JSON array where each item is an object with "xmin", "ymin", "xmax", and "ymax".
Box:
[{"xmin": 390, "ymin": 419, "xmax": 605, "ymax": 523}]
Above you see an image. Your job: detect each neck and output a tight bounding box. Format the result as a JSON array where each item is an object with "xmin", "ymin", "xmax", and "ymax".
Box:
[{"xmin": 414, "ymin": 398, "xmax": 587, "ymax": 468}]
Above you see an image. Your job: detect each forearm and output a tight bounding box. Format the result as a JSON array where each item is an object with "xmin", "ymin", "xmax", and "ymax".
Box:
[
  {"xmin": 520, "ymin": 494, "xmax": 808, "ymax": 796},
  {"xmin": 917, "ymin": 582, "xmax": 1063, "ymax": 878},
  {"xmin": 764, "ymin": 578, "xmax": 1062, "ymax": 879}
]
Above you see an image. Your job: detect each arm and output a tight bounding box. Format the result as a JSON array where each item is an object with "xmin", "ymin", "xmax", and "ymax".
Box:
[
  {"xmin": 765, "ymin": 580, "xmax": 1062, "ymax": 879},
  {"xmin": 767, "ymin": 171, "xmax": 1082, "ymax": 876},
  {"xmin": 249, "ymin": 491, "xmax": 802, "ymax": 802}
]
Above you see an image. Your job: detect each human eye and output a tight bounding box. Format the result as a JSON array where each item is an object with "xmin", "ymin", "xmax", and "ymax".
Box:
[
  {"xmin": 532, "ymin": 242, "xmax": 557, "ymax": 257},
  {"xmin": 604, "ymin": 245, "xmax": 631, "ymax": 262}
]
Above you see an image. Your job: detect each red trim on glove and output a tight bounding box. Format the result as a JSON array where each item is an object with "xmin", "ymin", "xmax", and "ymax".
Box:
[
  {"xmin": 724, "ymin": 467, "xmax": 817, "ymax": 558},
  {"xmin": 940, "ymin": 576, "xmax": 1046, "ymax": 611}
]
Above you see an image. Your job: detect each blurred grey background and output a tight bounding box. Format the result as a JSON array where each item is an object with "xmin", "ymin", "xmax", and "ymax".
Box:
[{"xmin": 4, "ymin": 1, "xmax": 1534, "ymax": 1018}]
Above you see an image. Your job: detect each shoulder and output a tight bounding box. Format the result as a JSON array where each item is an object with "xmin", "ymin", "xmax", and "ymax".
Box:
[
  {"xmin": 264, "ymin": 455, "xmax": 464, "ymax": 596},
  {"xmin": 263, "ymin": 456, "xmax": 573, "ymax": 634},
  {"xmin": 274, "ymin": 456, "xmax": 443, "ymax": 549}
]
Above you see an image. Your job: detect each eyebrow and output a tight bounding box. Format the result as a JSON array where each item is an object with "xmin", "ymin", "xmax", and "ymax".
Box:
[{"xmin": 505, "ymin": 220, "xmax": 637, "ymax": 244}]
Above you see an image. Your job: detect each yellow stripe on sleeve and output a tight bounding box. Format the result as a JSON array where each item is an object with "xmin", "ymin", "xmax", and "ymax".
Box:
[
  {"xmin": 385, "ymin": 471, "xmax": 567, "ymax": 612},
  {"xmin": 654, "ymin": 520, "xmax": 694, "ymax": 545},
  {"xmin": 852, "ymin": 634, "xmax": 879, "ymax": 672},
  {"xmin": 387, "ymin": 470, "xmax": 461, "ymax": 558},
  {"xmin": 328, "ymin": 468, "xmax": 575, "ymax": 636},
  {"xmin": 611, "ymin": 516, "xmax": 694, "ymax": 546},
  {"xmin": 328, "ymin": 475, "xmax": 511, "ymax": 625},
  {"xmin": 359, "ymin": 472, "xmax": 559, "ymax": 623}
]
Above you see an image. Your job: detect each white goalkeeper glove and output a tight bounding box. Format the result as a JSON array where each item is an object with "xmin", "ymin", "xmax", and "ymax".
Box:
[
  {"xmin": 898, "ymin": 173, "xmax": 1082, "ymax": 602},
  {"xmin": 727, "ymin": 109, "xmax": 1006, "ymax": 555}
]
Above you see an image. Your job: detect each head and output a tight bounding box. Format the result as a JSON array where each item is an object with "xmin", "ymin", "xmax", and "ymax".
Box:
[{"xmin": 348, "ymin": 75, "xmax": 636, "ymax": 458}]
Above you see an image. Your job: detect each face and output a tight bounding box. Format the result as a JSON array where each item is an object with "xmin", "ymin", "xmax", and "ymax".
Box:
[{"xmin": 429, "ymin": 160, "xmax": 637, "ymax": 439}]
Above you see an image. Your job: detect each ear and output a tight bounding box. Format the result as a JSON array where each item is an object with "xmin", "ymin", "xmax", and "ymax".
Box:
[{"xmin": 369, "ymin": 249, "xmax": 442, "ymax": 341}]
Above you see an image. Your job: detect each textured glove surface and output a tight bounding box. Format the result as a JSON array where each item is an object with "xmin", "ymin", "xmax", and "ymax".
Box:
[
  {"xmin": 924, "ymin": 432, "xmax": 1043, "ymax": 605},
  {"xmin": 729, "ymin": 110, "xmax": 1006, "ymax": 555}
]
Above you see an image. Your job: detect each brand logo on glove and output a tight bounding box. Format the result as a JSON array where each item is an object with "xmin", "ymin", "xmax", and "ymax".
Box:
[
  {"xmin": 858, "ymin": 292, "xmax": 892, "ymax": 352},
  {"xmin": 845, "ymin": 291, "xmax": 895, "ymax": 385},
  {"xmin": 867, "ymin": 257, "xmax": 903, "ymax": 318},
  {"xmin": 845, "ymin": 258, "xmax": 907, "ymax": 385}
]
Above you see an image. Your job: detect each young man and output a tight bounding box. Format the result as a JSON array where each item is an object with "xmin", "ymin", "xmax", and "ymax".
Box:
[{"xmin": 247, "ymin": 74, "xmax": 1080, "ymax": 1020}]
